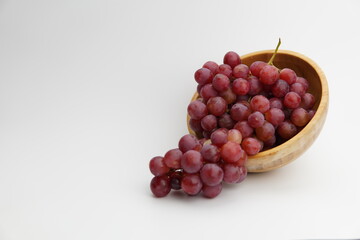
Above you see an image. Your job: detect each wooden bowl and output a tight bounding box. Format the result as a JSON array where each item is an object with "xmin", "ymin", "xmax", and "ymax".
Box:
[{"xmin": 187, "ymin": 50, "xmax": 329, "ymax": 172}]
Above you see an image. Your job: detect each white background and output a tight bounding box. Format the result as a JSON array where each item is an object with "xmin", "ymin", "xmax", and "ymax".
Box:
[{"xmin": 0, "ymin": 0, "xmax": 359, "ymax": 239}]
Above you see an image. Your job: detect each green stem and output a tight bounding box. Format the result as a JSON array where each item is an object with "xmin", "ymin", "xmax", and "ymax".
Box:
[{"xmin": 268, "ymin": 38, "xmax": 281, "ymax": 66}]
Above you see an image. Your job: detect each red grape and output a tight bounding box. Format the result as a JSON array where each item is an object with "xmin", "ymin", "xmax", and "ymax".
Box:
[
  {"xmin": 247, "ymin": 75, "xmax": 263, "ymax": 95},
  {"xmin": 178, "ymin": 134, "xmax": 201, "ymax": 153},
  {"xmin": 280, "ymin": 68, "xmax": 297, "ymax": 85},
  {"xmin": 200, "ymin": 144, "xmax": 220, "ymax": 163},
  {"xmin": 200, "ymin": 163, "xmax": 224, "ymax": 186},
  {"xmin": 234, "ymin": 120, "xmax": 254, "ymax": 138},
  {"xmin": 203, "ymin": 61, "xmax": 219, "ymax": 75},
  {"xmin": 223, "ymin": 164, "xmax": 242, "ymax": 184},
  {"xmin": 210, "ymin": 128, "xmax": 228, "ymax": 147},
  {"xmin": 283, "ymin": 92, "xmax": 301, "ymax": 109},
  {"xmin": 217, "ymin": 64, "xmax": 232, "ymax": 78},
  {"xmin": 181, "ymin": 174, "xmax": 203, "ymax": 196},
  {"xmin": 259, "ymin": 64, "xmax": 279, "ymax": 85},
  {"xmin": 194, "ymin": 68, "xmax": 213, "ymax": 85},
  {"xmin": 200, "ymin": 84, "xmax": 218, "ymax": 102},
  {"xmin": 269, "ymin": 97, "xmax": 283, "ymax": 109},
  {"xmin": 164, "ymin": 148, "xmax": 183, "ymax": 169},
  {"xmin": 277, "ymin": 120, "xmax": 297, "ymax": 139},
  {"xmin": 223, "ymin": 51, "xmax": 241, "ymax": 68},
  {"xmin": 187, "ymin": 100, "xmax": 208, "ymax": 120},
  {"xmin": 241, "ymin": 137, "xmax": 262, "ymax": 156},
  {"xmin": 230, "ymin": 103, "xmax": 251, "ymax": 121},
  {"xmin": 291, "ymin": 107, "xmax": 310, "ymax": 127},
  {"xmin": 290, "ymin": 82, "xmax": 306, "ymax": 96},
  {"xmin": 255, "ymin": 121, "xmax": 275, "ymax": 142},
  {"xmin": 218, "ymin": 113, "xmax": 235, "ymax": 129},
  {"xmin": 296, "ymin": 77, "xmax": 309, "ymax": 91},
  {"xmin": 271, "ymin": 79, "xmax": 289, "ymax": 98},
  {"xmin": 265, "ymin": 108, "xmax": 285, "ymax": 126},
  {"xmin": 150, "ymin": 175, "xmax": 171, "ymax": 197},
  {"xmin": 301, "ymin": 92, "xmax": 315, "ymax": 109},
  {"xmin": 232, "ymin": 78, "xmax": 250, "ymax": 95},
  {"xmin": 249, "ymin": 61, "xmax": 267, "ymax": 77},
  {"xmin": 227, "ymin": 129, "xmax": 242, "ymax": 144},
  {"xmin": 149, "ymin": 156, "xmax": 170, "ymax": 176},
  {"xmin": 181, "ymin": 150, "xmax": 204, "ymax": 174},
  {"xmin": 170, "ymin": 171, "xmax": 182, "ymax": 190},
  {"xmin": 248, "ymin": 111, "xmax": 265, "ymax": 128},
  {"xmin": 201, "ymin": 114, "xmax": 217, "ymax": 132},
  {"xmin": 207, "ymin": 96, "xmax": 227, "ymax": 116},
  {"xmin": 213, "ymin": 74, "xmax": 230, "ymax": 92},
  {"xmin": 221, "ymin": 141, "xmax": 242, "ymax": 163},
  {"xmin": 219, "ymin": 87, "xmax": 237, "ymax": 104},
  {"xmin": 202, "ymin": 184, "xmax": 222, "ymax": 198},
  {"xmin": 250, "ymin": 95, "xmax": 270, "ymax": 113},
  {"xmin": 233, "ymin": 64, "xmax": 249, "ymax": 78}
]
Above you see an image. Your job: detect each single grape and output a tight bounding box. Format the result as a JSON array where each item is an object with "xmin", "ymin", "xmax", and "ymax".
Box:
[
  {"xmin": 227, "ymin": 129, "xmax": 242, "ymax": 144},
  {"xmin": 290, "ymin": 82, "xmax": 306, "ymax": 96},
  {"xmin": 150, "ymin": 175, "xmax": 171, "ymax": 197},
  {"xmin": 218, "ymin": 113, "xmax": 235, "ymax": 129},
  {"xmin": 308, "ymin": 109, "xmax": 316, "ymax": 119},
  {"xmin": 259, "ymin": 64, "xmax": 279, "ymax": 85},
  {"xmin": 164, "ymin": 148, "xmax": 183, "ymax": 169},
  {"xmin": 265, "ymin": 108, "xmax": 285, "ymax": 126},
  {"xmin": 263, "ymin": 135, "xmax": 276, "ymax": 148},
  {"xmin": 187, "ymin": 100, "xmax": 208, "ymax": 120},
  {"xmin": 255, "ymin": 121, "xmax": 275, "ymax": 142},
  {"xmin": 189, "ymin": 118, "xmax": 203, "ymax": 134},
  {"xmin": 248, "ymin": 111, "xmax": 265, "ymax": 128},
  {"xmin": 223, "ymin": 164, "xmax": 242, "ymax": 184},
  {"xmin": 210, "ymin": 128, "xmax": 228, "ymax": 147},
  {"xmin": 178, "ymin": 134, "xmax": 201, "ymax": 153},
  {"xmin": 217, "ymin": 64, "xmax": 232, "ymax": 78},
  {"xmin": 194, "ymin": 68, "xmax": 213, "ymax": 85},
  {"xmin": 200, "ymin": 84, "xmax": 218, "ymax": 102},
  {"xmin": 280, "ymin": 68, "xmax": 297, "ymax": 85},
  {"xmin": 181, "ymin": 150, "xmax": 204, "ymax": 174},
  {"xmin": 207, "ymin": 96, "xmax": 227, "ymax": 116},
  {"xmin": 202, "ymin": 184, "xmax": 222, "ymax": 198},
  {"xmin": 247, "ymin": 75, "xmax": 263, "ymax": 95},
  {"xmin": 221, "ymin": 141, "xmax": 242, "ymax": 163},
  {"xmin": 203, "ymin": 61, "xmax": 219, "ymax": 75},
  {"xmin": 269, "ymin": 97, "xmax": 283, "ymax": 109},
  {"xmin": 219, "ymin": 87, "xmax": 237, "ymax": 104},
  {"xmin": 230, "ymin": 103, "xmax": 251, "ymax": 121},
  {"xmin": 296, "ymin": 77, "xmax": 309, "ymax": 91},
  {"xmin": 233, "ymin": 64, "xmax": 249, "ymax": 78},
  {"xmin": 170, "ymin": 171, "xmax": 182, "ymax": 190},
  {"xmin": 212, "ymin": 74, "xmax": 230, "ymax": 92},
  {"xmin": 277, "ymin": 120, "xmax": 297, "ymax": 139},
  {"xmin": 181, "ymin": 174, "xmax": 203, "ymax": 196},
  {"xmin": 234, "ymin": 120, "xmax": 254, "ymax": 138},
  {"xmin": 249, "ymin": 61, "xmax": 267, "ymax": 77},
  {"xmin": 149, "ymin": 156, "xmax": 170, "ymax": 176},
  {"xmin": 250, "ymin": 95, "xmax": 270, "ymax": 113},
  {"xmin": 200, "ymin": 144, "xmax": 220, "ymax": 163},
  {"xmin": 223, "ymin": 51, "xmax": 241, "ymax": 68},
  {"xmin": 241, "ymin": 137, "xmax": 262, "ymax": 156},
  {"xmin": 232, "ymin": 78, "xmax": 250, "ymax": 96},
  {"xmin": 290, "ymin": 107, "xmax": 310, "ymax": 127},
  {"xmin": 271, "ymin": 79, "xmax": 289, "ymax": 98},
  {"xmin": 201, "ymin": 114, "xmax": 217, "ymax": 132},
  {"xmin": 283, "ymin": 91, "xmax": 301, "ymax": 109},
  {"xmin": 200, "ymin": 163, "xmax": 224, "ymax": 186},
  {"xmin": 301, "ymin": 92, "xmax": 315, "ymax": 109}
]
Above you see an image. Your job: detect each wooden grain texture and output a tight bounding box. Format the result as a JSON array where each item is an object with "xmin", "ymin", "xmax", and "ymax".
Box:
[{"xmin": 187, "ymin": 50, "xmax": 329, "ymax": 172}]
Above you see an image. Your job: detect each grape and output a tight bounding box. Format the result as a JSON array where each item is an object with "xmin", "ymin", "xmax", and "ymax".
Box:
[
  {"xmin": 219, "ymin": 87, "xmax": 237, "ymax": 104},
  {"xmin": 290, "ymin": 82, "xmax": 306, "ymax": 96},
  {"xmin": 301, "ymin": 92, "xmax": 315, "ymax": 109},
  {"xmin": 271, "ymin": 79, "xmax": 289, "ymax": 98},
  {"xmin": 291, "ymin": 107, "xmax": 310, "ymax": 127},
  {"xmin": 308, "ymin": 109, "xmax": 316, "ymax": 119},
  {"xmin": 150, "ymin": 175, "xmax": 171, "ymax": 197},
  {"xmin": 223, "ymin": 164, "xmax": 242, "ymax": 184},
  {"xmin": 181, "ymin": 174, "xmax": 203, "ymax": 196},
  {"xmin": 234, "ymin": 148, "xmax": 247, "ymax": 167},
  {"xmin": 223, "ymin": 51, "xmax": 241, "ymax": 68},
  {"xmin": 234, "ymin": 120, "xmax": 254, "ymax": 138},
  {"xmin": 189, "ymin": 118, "xmax": 203, "ymax": 134},
  {"xmin": 221, "ymin": 141, "xmax": 242, "ymax": 163},
  {"xmin": 232, "ymin": 78, "xmax": 250, "ymax": 95},
  {"xmin": 200, "ymin": 163, "xmax": 224, "ymax": 186},
  {"xmin": 280, "ymin": 68, "xmax": 297, "ymax": 84},
  {"xmin": 233, "ymin": 64, "xmax": 249, "ymax": 78},
  {"xmin": 218, "ymin": 113, "xmax": 235, "ymax": 129},
  {"xmin": 241, "ymin": 137, "xmax": 262, "ymax": 156},
  {"xmin": 263, "ymin": 135, "xmax": 276, "ymax": 148},
  {"xmin": 265, "ymin": 108, "xmax": 285, "ymax": 126},
  {"xmin": 194, "ymin": 68, "xmax": 213, "ymax": 85},
  {"xmin": 200, "ymin": 84, "xmax": 218, "ymax": 102},
  {"xmin": 164, "ymin": 148, "xmax": 183, "ymax": 169},
  {"xmin": 236, "ymin": 166, "xmax": 247, "ymax": 183},
  {"xmin": 187, "ymin": 100, "xmax": 208, "ymax": 120},
  {"xmin": 203, "ymin": 61, "xmax": 219, "ymax": 75},
  {"xmin": 202, "ymin": 184, "xmax": 222, "ymax": 198},
  {"xmin": 213, "ymin": 74, "xmax": 230, "ymax": 92},
  {"xmin": 217, "ymin": 64, "xmax": 232, "ymax": 78},
  {"xmin": 296, "ymin": 77, "xmax": 309, "ymax": 91},
  {"xmin": 201, "ymin": 114, "xmax": 217, "ymax": 132},
  {"xmin": 284, "ymin": 91, "xmax": 301, "ymax": 109},
  {"xmin": 277, "ymin": 120, "xmax": 297, "ymax": 139},
  {"xmin": 230, "ymin": 103, "xmax": 251, "ymax": 121},
  {"xmin": 178, "ymin": 134, "xmax": 201, "ymax": 153},
  {"xmin": 149, "ymin": 156, "xmax": 170, "ymax": 176},
  {"xmin": 200, "ymin": 144, "xmax": 220, "ymax": 163},
  {"xmin": 227, "ymin": 129, "xmax": 242, "ymax": 144},
  {"xmin": 210, "ymin": 128, "xmax": 228, "ymax": 147},
  {"xmin": 249, "ymin": 61, "xmax": 267, "ymax": 77},
  {"xmin": 255, "ymin": 121, "xmax": 275, "ymax": 141},
  {"xmin": 248, "ymin": 111, "xmax": 265, "ymax": 128},
  {"xmin": 247, "ymin": 75, "xmax": 263, "ymax": 95},
  {"xmin": 259, "ymin": 64, "xmax": 279, "ymax": 85},
  {"xmin": 170, "ymin": 171, "xmax": 182, "ymax": 190},
  {"xmin": 197, "ymin": 84, "xmax": 203, "ymax": 94},
  {"xmin": 250, "ymin": 95, "xmax": 270, "ymax": 113},
  {"xmin": 181, "ymin": 150, "xmax": 204, "ymax": 174},
  {"xmin": 269, "ymin": 97, "xmax": 283, "ymax": 109},
  {"xmin": 207, "ymin": 96, "xmax": 227, "ymax": 116}
]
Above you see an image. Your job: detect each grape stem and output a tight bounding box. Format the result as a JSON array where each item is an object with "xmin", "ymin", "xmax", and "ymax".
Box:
[{"xmin": 268, "ymin": 38, "xmax": 281, "ymax": 66}]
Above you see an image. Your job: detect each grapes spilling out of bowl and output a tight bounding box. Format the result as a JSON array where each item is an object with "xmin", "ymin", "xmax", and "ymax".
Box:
[{"xmin": 149, "ymin": 39, "xmax": 316, "ymax": 198}]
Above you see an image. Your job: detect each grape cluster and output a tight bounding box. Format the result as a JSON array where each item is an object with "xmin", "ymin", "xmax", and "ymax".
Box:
[{"xmin": 149, "ymin": 49, "xmax": 316, "ymax": 198}]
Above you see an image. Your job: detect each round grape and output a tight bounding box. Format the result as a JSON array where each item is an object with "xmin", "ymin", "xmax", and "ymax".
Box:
[
  {"xmin": 200, "ymin": 84, "xmax": 218, "ymax": 102},
  {"xmin": 301, "ymin": 93, "xmax": 315, "ymax": 110},
  {"xmin": 219, "ymin": 87, "xmax": 237, "ymax": 104},
  {"xmin": 233, "ymin": 64, "xmax": 249, "ymax": 78},
  {"xmin": 247, "ymin": 75, "xmax": 263, "ymax": 95},
  {"xmin": 291, "ymin": 107, "xmax": 310, "ymax": 127},
  {"xmin": 203, "ymin": 61, "xmax": 219, "ymax": 75},
  {"xmin": 255, "ymin": 121, "xmax": 275, "ymax": 142},
  {"xmin": 164, "ymin": 148, "xmax": 183, "ymax": 169},
  {"xmin": 150, "ymin": 175, "xmax": 171, "ymax": 197},
  {"xmin": 280, "ymin": 68, "xmax": 297, "ymax": 85},
  {"xmin": 227, "ymin": 129, "xmax": 242, "ymax": 144},
  {"xmin": 248, "ymin": 111, "xmax": 265, "ymax": 128},
  {"xmin": 284, "ymin": 92, "xmax": 301, "ymax": 109},
  {"xmin": 241, "ymin": 137, "xmax": 262, "ymax": 156},
  {"xmin": 290, "ymin": 82, "xmax": 306, "ymax": 96},
  {"xmin": 271, "ymin": 79, "xmax": 289, "ymax": 98},
  {"xmin": 234, "ymin": 120, "xmax": 254, "ymax": 138},
  {"xmin": 249, "ymin": 61, "xmax": 267, "ymax": 77},
  {"xmin": 187, "ymin": 100, "xmax": 208, "ymax": 120},
  {"xmin": 210, "ymin": 128, "xmax": 228, "ymax": 147},
  {"xmin": 178, "ymin": 134, "xmax": 201, "ymax": 153},
  {"xmin": 221, "ymin": 141, "xmax": 242, "ymax": 163},
  {"xmin": 212, "ymin": 74, "xmax": 230, "ymax": 92},
  {"xmin": 230, "ymin": 103, "xmax": 251, "ymax": 121},
  {"xmin": 223, "ymin": 164, "xmax": 242, "ymax": 184},
  {"xmin": 265, "ymin": 108, "xmax": 285, "ymax": 126},
  {"xmin": 218, "ymin": 113, "xmax": 235, "ymax": 129},
  {"xmin": 232, "ymin": 78, "xmax": 250, "ymax": 96},
  {"xmin": 149, "ymin": 156, "xmax": 170, "ymax": 176},
  {"xmin": 217, "ymin": 64, "xmax": 232, "ymax": 78},
  {"xmin": 202, "ymin": 184, "xmax": 222, "ymax": 198},
  {"xmin": 259, "ymin": 64, "xmax": 279, "ymax": 85},
  {"xmin": 250, "ymin": 95, "xmax": 270, "ymax": 113},
  {"xmin": 194, "ymin": 68, "xmax": 213, "ymax": 85},
  {"xmin": 277, "ymin": 121, "xmax": 297, "ymax": 139},
  {"xmin": 181, "ymin": 174, "xmax": 203, "ymax": 196},
  {"xmin": 201, "ymin": 114, "xmax": 217, "ymax": 132},
  {"xmin": 200, "ymin": 163, "xmax": 224, "ymax": 186},
  {"xmin": 223, "ymin": 51, "xmax": 241, "ymax": 68},
  {"xmin": 207, "ymin": 96, "xmax": 227, "ymax": 116},
  {"xmin": 181, "ymin": 150, "xmax": 204, "ymax": 174},
  {"xmin": 200, "ymin": 144, "xmax": 220, "ymax": 163}
]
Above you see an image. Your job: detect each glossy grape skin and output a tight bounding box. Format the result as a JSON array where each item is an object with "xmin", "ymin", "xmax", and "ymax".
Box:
[
  {"xmin": 149, "ymin": 156, "xmax": 170, "ymax": 176},
  {"xmin": 277, "ymin": 120, "xmax": 297, "ymax": 139},
  {"xmin": 280, "ymin": 68, "xmax": 297, "ymax": 84},
  {"xmin": 178, "ymin": 134, "xmax": 201, "ymax": 153},
  {"xmin": 164, "ymin": 148, "xmax": 183, "ymax": 169},
  {"xmin": 210, "ymin": 128, "xmax": 228, "ymax": 147},
  {"xmin": 290, "ymin": 82, "xmax": 306, "ymax": 97},
  {"xmin": 248, "ymin": 111, "xmax": 265, "ymax": 128},
  {"xmin": 218, "ymin": 113, "xmax": 235, "ymax": 129},
  {"xmin": 221, "ymin": 141, "xmax": 242, "ymax": 163},
  {"xmin": 223, "ymin": 51, "xmax": 241, "ymax": 68},
  {"xmin": 265, "ymin": 108, "xmax": 285, "ymax": 126},
  {"xmin": 150, "ymin": 175, "xmax": 171, "ymax": 197},
  {"xmin": 200, "ymin": 84, "xmax": 218, "ymax": 102},
  {"xmin": 233, "ymin": 64, "xmax": 249, "ymax": 78},
  {"xmin": 181, "ymin": 174, "xmax": 203, "ymax": 196},
  {"xmin": 241, "ymin": 137, "xmax": 262, "ymax": 156},
  {"xmin": 169, "ymin": 171, "xmax": 182, "ymax": 190},
  {"xmin": 202, "ymin": 184, "xmax": 222, "ymax": 198},
  {"xmin": 232, "ymin": 78, "xmax": 250, "ymax": 96},
  {"xmin": 296, "ymin": 77, "xmax": 309, "ymax": 91},
  {"xmin": 271, "ymin": 79, "xmax": 289, "ymax": 98},
  {"xmin": 203, "ymin": 61, "xmax": 219, "ymax": 75},
  {"xmin": 255, "ymin": 121, "xmax": 275, "ymax": 142},
  {"xmin": 269, "ymin": 97, "xmax": 284, "ymax": 109},
  {"xmin": 200, "ymin": 144, "xmax": 220, "ymax": 163},
  {"xmin": 227, "ymin": 129, "xmax": 242, "ymax": 144},
  {"xmin": 230, "ymin": 103, "xmax": 251, "ymax": 121},
  {"xmin": 249, "ymin": 61, "xmax": 267, "ymax": 77},
  {"xmin": 291, "ymin": 107, "xmax": 310, "ymax": 127},
  {"xmin": 234, "ymin": 121, "xmax": 254, "ymax": 138},
  {"xmin": 200, "ymin": 163, "xmax": 224, "ymax": 186},
  {"xmin": 284, "ymin": 92, "xmax": 301, "ymax": 109},
  {"xmin": 181, "ymin": 150, "xmax": 204, "ymax": 174},
  {"xmin": 259, "ymin": 65, "xmax": 280, "ymax": 85},
  {"xmin": 213, "ymin": 74, "xmax": 230, "ymax": 92},
  {"xmin": 217, "ymin": 64, "xmax": 232, "ymax": 78},
  {"xmin": 301, "ymin": 93, "xmax": 315, "ymax": 109},
  {"xmin": 187, "ymin": 100, "xmax": 208, "ymax": 120},
  {"xmin": 207, "ymin": 96, "xmax": 227, "ymax": 116},
  {"xmin": 201, "ymin": 114, "xmax": 217, "ymax": 132},
  {"xmin": 219, "ymin": 88, "xmax": 237, "ymax": 104},
  {"xmin": 194, "ymin": 68, "xmax": 213, "ymax": 85},
  {"xmin": 250, "ymin": 95, "xmax": 270, "ymax": 113},
  {"xmin": 247, "ymin": 75, "xmax": 263, "ymax": 95},
  {"xmin": 223, "ymin": 164, "xmax": 242, "ymax": 184}
]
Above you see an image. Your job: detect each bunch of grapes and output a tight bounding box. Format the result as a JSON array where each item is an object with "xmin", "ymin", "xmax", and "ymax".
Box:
[{"xmin": 149, "ymin": 41, "xmax": 316, "ymax": 198}]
